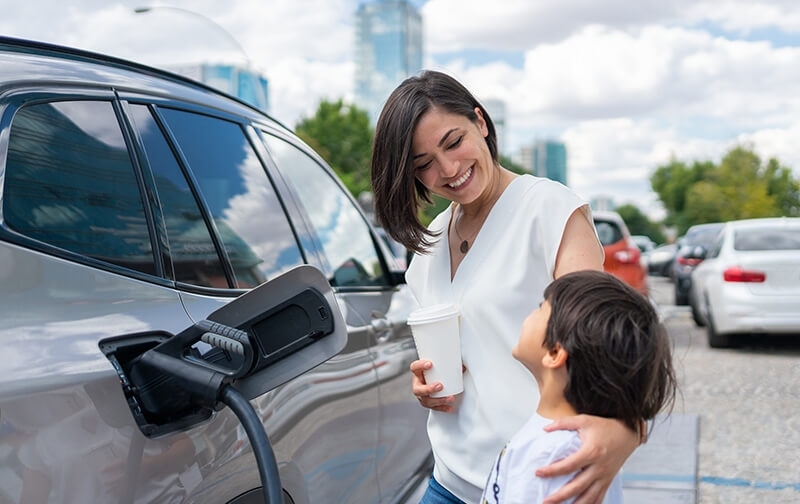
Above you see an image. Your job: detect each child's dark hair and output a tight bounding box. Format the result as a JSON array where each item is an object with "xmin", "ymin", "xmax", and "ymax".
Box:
[{"xmin": 543, "ymin": 270, "xmax": 677, "ymax": 437}]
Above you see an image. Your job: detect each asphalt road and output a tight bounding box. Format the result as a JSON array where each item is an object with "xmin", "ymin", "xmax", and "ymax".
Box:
[{"xmin": 650, "ymin": 276, "xmax": 800, "ymax": 504}]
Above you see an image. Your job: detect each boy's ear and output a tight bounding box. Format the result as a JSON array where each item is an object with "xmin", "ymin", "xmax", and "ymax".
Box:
[{"xmin": 542, "ymin": 343, "xmax": 568, "ymax": 369}]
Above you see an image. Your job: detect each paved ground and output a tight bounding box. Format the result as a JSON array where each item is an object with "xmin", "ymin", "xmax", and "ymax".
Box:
[
  {"xmin": 622, "ymin": 413, "xmax": 698, "ymax": 503},
  {"xmin": 620, "ymin": 280, "xmax": 698, "ymax": 504}
]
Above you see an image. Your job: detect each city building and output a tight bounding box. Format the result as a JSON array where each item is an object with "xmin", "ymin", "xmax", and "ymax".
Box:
[
  {"xmin": 169, "ymin": 63, "xmax": 270, "ymax": 113},
  {"xmin": 482, "ymin": 98, "xmax": 507, "ymax": 156},
  {"xmin": 532, "ymin": 140, "xmax": 567, "ymax": 185},
  {"xmin": 355, "ymin": 0, "xmax": 423, "ymax": 124},
  {"xmin": 514, "ymin": 140, "xmax": 568, "ymax": 185},
  {"xmin": 590, "ymin": 196, "xmax": 616, "ymax": 212}
]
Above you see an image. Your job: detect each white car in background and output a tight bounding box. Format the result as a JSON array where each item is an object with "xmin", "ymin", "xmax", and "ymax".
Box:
[{"xmin": 690, "ymin": 217, "xmax": 800, "ymax": 348}]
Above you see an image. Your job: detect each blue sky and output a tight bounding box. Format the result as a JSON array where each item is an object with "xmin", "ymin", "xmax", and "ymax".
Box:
[{"xmin": 3, "ymin": 0, "xmax": 799, "ymax": 220}]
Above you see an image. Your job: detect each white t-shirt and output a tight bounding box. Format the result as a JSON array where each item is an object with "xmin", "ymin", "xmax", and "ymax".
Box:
[
  {"xmin": 405, "ymin": 175, "xmax": 595, "ymax": 502},
  {"xmin": 481, "ymin": 413, "xmax": 623, "ymax": 504}
]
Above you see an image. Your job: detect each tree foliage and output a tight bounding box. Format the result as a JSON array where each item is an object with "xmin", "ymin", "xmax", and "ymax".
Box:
[
  {"xmin": 295, "ymin": 99, "xmax": 374, "ymax": 197},
  {"xmin": 615, "ymin": 204, "xmax": 666, "ymax": 244},
  {"xmin": 650, "ymin": 145, "xmax": 800, "ymax": 235}
]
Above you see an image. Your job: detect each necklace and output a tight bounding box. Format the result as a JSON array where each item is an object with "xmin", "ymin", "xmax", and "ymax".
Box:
[{"xmin": 453, "ymin": 208, "xmax": 471, "ymax": 254}]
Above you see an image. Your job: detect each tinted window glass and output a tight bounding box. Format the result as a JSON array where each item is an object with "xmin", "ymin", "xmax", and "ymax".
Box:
[
  {"xmin": 594, "ymin": 220, "xmax": 623, "ymax": 246},
  {"xmin": 158, "ymin": 108, "xmax": 303, "ymax": 288},
  {"xmin": 4, "ymin": 101, "xmax": 155, "ymax": 274},
  {"xmin": 128, "ymin": 104, "xmax": 229, "ymax": 288},
  {"xmin": 735, "ymin": 227, "xmax": 800, "ymax": 251},
  {"xmin": 262, "ymin": 134, "xmax": 386, "ymax": 287},
  {"xmin": 684, "ymin": 225, "xmax": 723, "ymax": 246}
]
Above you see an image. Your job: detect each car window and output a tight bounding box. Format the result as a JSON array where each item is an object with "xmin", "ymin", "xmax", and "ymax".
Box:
[
  {"xmin": 594, "ymin": 220, "xmax": 623, "ymax": 246},
  {"xmin": 734, "ymin": 227, "xmax": 800, "ymax": 251},
  {"xmin": 4, "ymin": 100, "xmax": 156, "ymax": 275},
  {"xmin": 261, "ymin": 133, "xmax": 386, "ymax": 287},
  {"xmin": 685, "ymin": 226, "xmax": 722, "ymax": 246},
  {"xmin": 707, "ymin": 233, "xmax": 724, "ymax": 258},
  {"xmin": 128, "ymin": 104, "xmax": 230, "ymax": 287},
  {"xmin": 156, "ymin": 107, "xmax": 304, "ymax": 289}
]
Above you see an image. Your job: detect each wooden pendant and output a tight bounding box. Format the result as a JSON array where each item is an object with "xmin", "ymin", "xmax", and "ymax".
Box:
[{"xmin": 460, "ymin": 240, "xmax": 469, "ymax": 254}]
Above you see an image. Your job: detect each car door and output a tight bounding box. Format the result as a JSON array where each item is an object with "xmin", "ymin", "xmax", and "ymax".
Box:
[
  {"xmin": 0, "ymin": 94, "xmax": 199, "ymax": 503},
  {"xmin": 126, "ymin": 100, "xmax": 386, "ymax": 503},
  {"xmin": 258, "ymin": 131, "xmax": 431, "ymax": 502},
  {"xmin": 691, "ymin": 229, "xmax": 725, "ymax": 324}
]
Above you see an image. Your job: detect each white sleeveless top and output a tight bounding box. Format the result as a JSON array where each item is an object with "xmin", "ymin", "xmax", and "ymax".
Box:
[{"xmin": 405, "ymin": 175, "xmax": 592, "ymax": 502}]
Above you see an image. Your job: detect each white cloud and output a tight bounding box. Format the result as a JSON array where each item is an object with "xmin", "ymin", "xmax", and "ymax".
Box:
[
  {"xmin": 686, "ymin": 1, "xmax": 800, "ymax": 34},
  {"xmin": 3, "ymin": 0, "xmax": 799, "ymax": 220},
  {"xmin": 422, "ymin": 0, "xmax": 800, "ymax": 52}
]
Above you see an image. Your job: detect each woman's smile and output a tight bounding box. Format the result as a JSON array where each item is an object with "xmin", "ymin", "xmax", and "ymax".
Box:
[{"xmin": 447, "ymin": 166, "xmax": 473, "ymax": 190}]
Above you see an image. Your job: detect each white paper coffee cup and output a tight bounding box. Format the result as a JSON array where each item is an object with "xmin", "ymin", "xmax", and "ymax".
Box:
[{"xmin": 407, "ymin": 303, "xmax": 463, "ymax": 398}]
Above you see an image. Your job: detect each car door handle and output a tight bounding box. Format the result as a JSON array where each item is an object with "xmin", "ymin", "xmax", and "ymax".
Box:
[
  {"xmin": 370, "ymin": 312, "xmax": 393, "ymax": 343},
  {"xmin": 347, "ymin": 311, "xmax": 394, "ymax": 343}
]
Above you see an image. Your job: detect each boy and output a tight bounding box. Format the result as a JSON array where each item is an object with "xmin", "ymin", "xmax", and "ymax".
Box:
[{"xmin": 481, "ymin": 270, "xmax": 677, "ymax": 504}]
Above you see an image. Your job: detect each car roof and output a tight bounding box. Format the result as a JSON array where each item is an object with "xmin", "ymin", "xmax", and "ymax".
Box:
[
  {"xmin": 686, "ymin": 222, "xmax": 724, "ymax": 233},
  {"xmin": 591, "ymin": 210, "xmax": 625, "ymax": 223},
  {"xmin": 0, "ymin": 36, "xmax": 292, "ymax": 134},
  {"xmin": 725, "ymin": 217, "xmax": 800, "ymax": 229}
]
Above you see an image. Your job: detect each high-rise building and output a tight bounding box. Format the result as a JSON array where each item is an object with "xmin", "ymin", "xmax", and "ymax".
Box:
[
  {"xmin": 355, "ymin": 0, "xmax": 423, "ymax": 124},
  {"xmin": 532, "ymin": 140, "xmax": 567, "ymax": 185},
  {"xmin": 482, "ymin": 98, "xmax": 507, "ymax": 156}
]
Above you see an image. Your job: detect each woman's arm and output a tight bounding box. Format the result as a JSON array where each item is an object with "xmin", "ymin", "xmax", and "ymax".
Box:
[
  {"xmin": 541, "ymin": 207, "xmax": 639, "ymax": 504},
  {"xmin": 553, "ymin": 206, "xmax": 604, "ymax": 277},
  {"xmin": 536, "ymin": 415, "xmax": 638, "ymax": 504}
]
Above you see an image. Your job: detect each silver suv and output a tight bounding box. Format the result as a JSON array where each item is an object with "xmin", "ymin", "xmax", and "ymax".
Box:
[{"xmin": 0, "ymin": 37, "xmax": 430, "ymax": 503}]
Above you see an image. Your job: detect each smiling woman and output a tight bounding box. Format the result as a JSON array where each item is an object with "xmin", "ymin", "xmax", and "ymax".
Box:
[{"xmin": 370, "ymin": 70, "xmax": 640, "ymax": 504}]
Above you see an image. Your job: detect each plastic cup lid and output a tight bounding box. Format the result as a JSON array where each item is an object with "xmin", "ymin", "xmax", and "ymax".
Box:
[{"xmin": 407, "ymin": 303, "xmax": 460, "ymax": 325}]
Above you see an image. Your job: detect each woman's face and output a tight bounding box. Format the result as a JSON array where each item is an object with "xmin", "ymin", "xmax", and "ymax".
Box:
[{"xmin": 411, "ymin": 106, "xmax": 494, "ymax": 206}]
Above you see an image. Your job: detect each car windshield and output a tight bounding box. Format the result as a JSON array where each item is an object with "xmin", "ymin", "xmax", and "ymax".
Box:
[
  {"xmin": 594, "ymin": 221, "xmax": 623, "ymax": 246},
  {"xmin": 734, "ymin": 227, "xmax": 800, "ymax": 251},
  {"xmin": 684, "ymin": 225, "xmax": 723, "ymax": 246}
]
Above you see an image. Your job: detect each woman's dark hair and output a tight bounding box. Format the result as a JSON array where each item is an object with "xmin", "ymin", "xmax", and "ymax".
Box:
[
  {"xmin": 543, "ymin": 270, "xmax": 677, "ymax": 436},
  {"xmin": 370, "ymin": 70, "xmax": 498, "ymax": 254}
]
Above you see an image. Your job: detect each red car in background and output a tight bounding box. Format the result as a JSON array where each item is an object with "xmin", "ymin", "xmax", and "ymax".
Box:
[{"xmin": 592, "ymin": 210, "xmax": 649, "ymax": 296}]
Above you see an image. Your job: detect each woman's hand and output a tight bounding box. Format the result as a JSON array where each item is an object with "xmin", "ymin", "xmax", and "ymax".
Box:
[
  {"xmin": 410, "ymin": 359, "xmax": 457, "ymax": 413},
  {"xmin": 535, "ymin": 415, "xmax": 639, "ymax": 504}
]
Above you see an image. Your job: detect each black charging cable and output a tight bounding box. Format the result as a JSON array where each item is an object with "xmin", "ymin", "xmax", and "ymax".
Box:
[
  {"xmin": 220, "ymin": 385, "xmax": 283, "ymax": 504},
  {"xmin": 130, "ymin": 320, "xmax": 283, "ymax": 504}
]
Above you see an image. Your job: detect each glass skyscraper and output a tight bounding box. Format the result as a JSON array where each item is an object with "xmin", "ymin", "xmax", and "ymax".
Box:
[
  {"xmin": 355, "ymin": 0, "xmax": 423, "ymax": 124},
  {"xmin": 532, "ymin": 140, "xmax": 568, "ymax": 186}
]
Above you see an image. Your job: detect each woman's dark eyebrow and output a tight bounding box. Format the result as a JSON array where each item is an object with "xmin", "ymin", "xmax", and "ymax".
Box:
[{"xmin": 413, "ymin": 128, "xmax": 459, "ymax": 160}]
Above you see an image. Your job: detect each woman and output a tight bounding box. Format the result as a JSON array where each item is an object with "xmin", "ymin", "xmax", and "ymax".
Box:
[{"xmin": 370, "ymin": 70, "xmax": 640, "ymax": 504}]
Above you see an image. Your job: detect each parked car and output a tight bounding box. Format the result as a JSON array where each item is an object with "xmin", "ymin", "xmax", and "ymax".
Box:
[
  {"xmin": 672, "ymin": 222, "xmax": 724, "ymax": 305},
  {"xmin": 631, "ymin": 235, "xmax": 656, "ymax": 254},
  {"xmin": 0, "ymin": 37, "xmax": 431, "ymax": 503},
  {"xmin": 690, "ymin": 217, "xmax": 800, "ymax": 348},
  {"xmin": 592, "ymin": 210, "xmax": 648, "ymax": 296},
  {"xmin": 646, "ymin": 243, "xmax": 678, "ymax": 277}
]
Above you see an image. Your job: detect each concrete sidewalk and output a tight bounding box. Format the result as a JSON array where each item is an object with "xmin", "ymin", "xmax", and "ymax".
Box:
[{"xmin": 622, "ymin": 414, "xmax": 699, "ymax": 503}]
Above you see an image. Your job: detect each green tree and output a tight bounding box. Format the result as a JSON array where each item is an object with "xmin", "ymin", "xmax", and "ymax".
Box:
[
  {"xmin": 500, "ymin": 154, "xmax": 527, "ymax": 175},
  {"xmin": 650, "ymin": 157, "xmax": 714, "ymax": 232},
  {"xmin": 616, "ymin": 204, "xmax": 666, "ymax": 244},
  {"xmin": 650, "ymin": 145, "xmax": 800, "ymax": 235},
  {"xmin": 295, "ymin": 99, "xmax": 374, "ymax": 197},
  {"xmin": 764, "ymin": 157, "xmax": 800, "ymax": 217}
]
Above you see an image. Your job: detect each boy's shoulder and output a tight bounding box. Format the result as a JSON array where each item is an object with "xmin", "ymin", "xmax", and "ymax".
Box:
[{"xmin": 505, "ymin": 414, "xmax": 582, "ymax": 471}]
